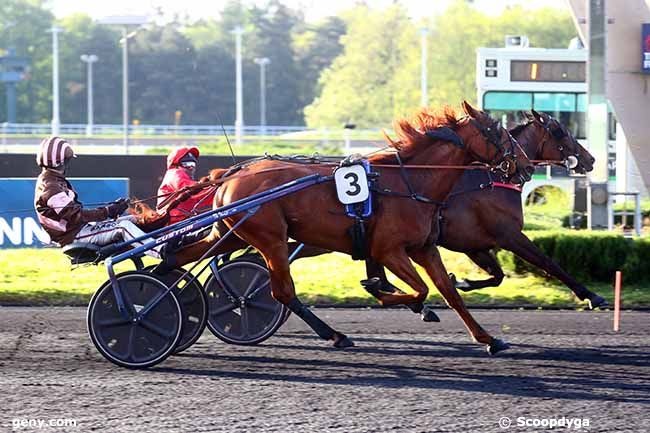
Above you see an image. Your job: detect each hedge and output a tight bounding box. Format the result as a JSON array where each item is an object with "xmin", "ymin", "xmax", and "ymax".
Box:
[{"xmin": 496, "ymin": 231, "xmax": 650, "ymax": 284}]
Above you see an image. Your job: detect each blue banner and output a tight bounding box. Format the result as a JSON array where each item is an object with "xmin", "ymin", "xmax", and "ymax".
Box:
[
  {"xmin": 0, "ymin": 178, "xmax": 129, "ymax": 248},
  {"xmin": 641, "ymin": 23, "xmax": 650, "ymax": 74}
]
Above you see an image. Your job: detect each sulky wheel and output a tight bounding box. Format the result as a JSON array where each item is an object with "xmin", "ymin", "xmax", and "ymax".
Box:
[
  {"xmin": 205, "ymin": 257, "xmax": 288, "ymax": 345},
  {"xmin": 144, "ymin": 265, "xmax": 208, "ymax": 354},
  {"xmin": 87, "ymin": 271, "xmax": 182, "ymax": 369}
]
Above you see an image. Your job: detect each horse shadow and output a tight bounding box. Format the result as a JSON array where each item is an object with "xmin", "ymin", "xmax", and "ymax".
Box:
[{"xmin": 158, "ymin": 334, "xmax": 650, "ymax": 404}]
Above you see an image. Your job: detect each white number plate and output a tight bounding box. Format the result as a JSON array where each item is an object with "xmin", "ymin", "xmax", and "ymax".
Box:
[{"xmin": 334, "ymin": 165, "xmax": 369, "ymax": 205}]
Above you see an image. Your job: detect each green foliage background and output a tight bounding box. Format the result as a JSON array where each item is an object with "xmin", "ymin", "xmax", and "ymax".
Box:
[{"xmin": 0, "ymin": 0, "xmax": 576, "ymax": 127}]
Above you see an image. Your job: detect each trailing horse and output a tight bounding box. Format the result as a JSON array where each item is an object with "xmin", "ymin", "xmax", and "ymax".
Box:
[
  {"xmin": 360, "ymin": 110, "xmax": 607, "ymax": 309},
  {"xmin": 170, "ymin": 102, "xmax": 533, "ymax": 354}
]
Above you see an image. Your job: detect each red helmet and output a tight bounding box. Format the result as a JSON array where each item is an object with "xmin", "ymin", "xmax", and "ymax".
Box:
[
  {"xmin": 36, "ymin": 136, "xmax": 76, "ymax": 168},
  {"xmin": 166, "ymin": 147, "xmax": 199, "ymax": 169}
]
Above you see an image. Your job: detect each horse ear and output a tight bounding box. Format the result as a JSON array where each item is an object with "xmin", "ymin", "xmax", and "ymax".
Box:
[
  {"xmin": 531, "ymin": 109, "xmax": 544, "ymax": 124},
  {"xmin": 462, "ymin": 100, "xmax": 480, "ymax": 118}
]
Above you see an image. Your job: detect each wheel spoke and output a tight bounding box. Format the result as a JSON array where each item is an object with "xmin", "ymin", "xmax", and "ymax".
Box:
[
  {"xmin": 120, "ymin": 284, "xmax": 136, "ymax": 315},
  {"xmin": 245, "ymin": 279, "xmax": 271, "ymax": 300},
  {"xmin": 219, "ymin": 272, "xmax": 240, "ymax": 298},
  {"xmin": 139, "ymin": 318, "xmax": 175, "ymax": 338},
  {"xmin": 96, "ymin": 317, "xmax": 131, "ymax": 328},
  {"xmin": 242, "ymin": 271, "xmax": 264, "ymax": 297},
  {"xmin": 240, "ymin": 307, "xmax": 250, "ymax": 338},
  {"xmin": 209, "ymin": 303, "xmax": 237, "ymax": 318},
  {"xmin": 125, "ymin": 325, "xmax": 136, "ymax": 361},
  {"xmin": 248, "ymin": 300, "xmax": 280, "ymax": 314}
]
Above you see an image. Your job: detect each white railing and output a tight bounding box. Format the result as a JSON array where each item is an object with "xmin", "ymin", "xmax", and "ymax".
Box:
[{"xmin": 0, "ymin": 122, "xmax": 386, "ymax": 139}]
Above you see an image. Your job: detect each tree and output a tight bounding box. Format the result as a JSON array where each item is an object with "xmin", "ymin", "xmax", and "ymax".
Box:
[
  {"xmin": 305, "ymin": 0, "xmax": 578, "ymax": 128},
  {"xmin": 0, "ymin": 0, "xmax": 53, "ymax": 123},
  {"xmin": 304, "ymin": 5, "xmax": 413, "ymax": 128},
  {"xmin": 129, "ymin": 24, "xmax": 198, "ymax": 124},
  {"xmin": 293, "ymin": 16, "xmax": 346, "ymax": 112},
  {"xmin": 244, "ymin": 0, "xmax": 304, "ymax": 125}
]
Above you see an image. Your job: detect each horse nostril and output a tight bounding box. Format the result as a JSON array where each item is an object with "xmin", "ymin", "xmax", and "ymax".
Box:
[
  {"xmin": 590, "ymin": 156, "xmax": 595, "ymax": 164},
  {"xmin": 525, "ymin": 165, "xmax": 535, "ymax": 176}
]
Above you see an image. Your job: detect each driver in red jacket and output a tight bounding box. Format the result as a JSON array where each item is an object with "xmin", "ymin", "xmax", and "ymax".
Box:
[{"xmin": 157, "ymin": 147, "xmax": 216, "ymax": 224}]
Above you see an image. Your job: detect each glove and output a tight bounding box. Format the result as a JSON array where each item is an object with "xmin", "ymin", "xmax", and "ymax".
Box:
[{"xmin": 106, "ymin": 198, "xmax": 130, "ymax": 219}]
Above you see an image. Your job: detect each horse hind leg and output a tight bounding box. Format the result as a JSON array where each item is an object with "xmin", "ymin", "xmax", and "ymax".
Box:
[
  {"xmin": 451, "ymin": 250, "xmax": 505, "ymax": 292},
  {"xmin": 232, "ymin": 216, "xmax": 354, "ymax": 348},
  {"xmin": 409, "ymin": 245, "xmax": 509, "ymax": 355},
  {"xmin": 498, "ymin": 230, "xmax": 607, "ymax": 309}
]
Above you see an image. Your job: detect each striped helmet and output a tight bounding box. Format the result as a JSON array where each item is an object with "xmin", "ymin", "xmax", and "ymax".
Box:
[{"xmin": 36, "ymin": 136, "xmax": 76, "ymax": 168}]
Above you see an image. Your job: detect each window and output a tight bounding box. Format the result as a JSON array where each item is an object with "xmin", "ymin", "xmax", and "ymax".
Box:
[
  {"xmin": 533, "ymin": 93, "xmax": 576, "ymax": 112},
  {"xmin": 483, "ymin": 92, "xmax": 532, "ymax": 128},
  {"xmin": 484, "ymin": 92, "xmax": 532, "ymax": 110}
]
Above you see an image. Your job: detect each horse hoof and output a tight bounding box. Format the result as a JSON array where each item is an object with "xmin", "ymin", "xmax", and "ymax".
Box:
[
  {"xmin": 421, "ymin": 306, "xmax": 441, "ymax": 322},
  {"xmin": 588, "ymin": 295, "xmax": 608, "ymax": 309},
  {"xmin": 333, "ymin": 333, "xmax": 355, "ymax": 348},
  {"xmin": 449, "ymin": 273, "xmax": 471, "ymax": 291},
  {"xmin": 486, "ymin": 338, "xmax": 510, "ymax": 355},
  {"xmin": 360, "ymin": 278, "xmax": 383, "ymax": 297}
]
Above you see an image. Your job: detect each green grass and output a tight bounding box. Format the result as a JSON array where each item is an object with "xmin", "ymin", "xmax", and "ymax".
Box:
[
  {"xmin": 1, "ymin": 247, "xmax": 647, "ymax": 307},
  {"xmin": 523, "ymin": 185, "xmax": 571, "ymax": 231}
]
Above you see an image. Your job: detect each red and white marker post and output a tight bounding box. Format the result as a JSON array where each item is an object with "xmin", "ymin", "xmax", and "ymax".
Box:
[{"xmin": 613, "ymin": 271, "xmax": 622, "ymax": 332}]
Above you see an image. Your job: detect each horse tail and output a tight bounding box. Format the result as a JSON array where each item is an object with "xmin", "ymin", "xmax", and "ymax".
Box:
[{"xmin": 129, "ymin": 200, "xmax": 170, "ymax": 232}]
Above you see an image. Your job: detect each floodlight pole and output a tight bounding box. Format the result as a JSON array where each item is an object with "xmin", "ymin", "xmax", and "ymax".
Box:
[
  {"xmin": 232, "ymin": 26, "xmax": 245, "ymax": 146},
  {"xmin": 122, "ymin": 27, "xmax": 130, "ymax": 153},
  {"xmin": 254, "ymin": 57, "xmax": 270, "ymax": 135},
  {"xmin": 80, "ymin": 54, "xmax": 98, "ymax": 136},
  {"xmin": 420, "ymin": 27, "xmax": 428, "ymax": 107},
  {"xmin": 49, "ymin": 26, "xmax": 63, "ymax": 136}
]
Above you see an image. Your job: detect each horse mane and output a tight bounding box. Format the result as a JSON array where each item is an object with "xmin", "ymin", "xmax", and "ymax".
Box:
[
  {"xmin": 369, "ymin": 106, "xmax": 460, "ymax": 163},
  {"xmin": 509, "ymin": 121, "xmax": 531, "ymax": 139}
]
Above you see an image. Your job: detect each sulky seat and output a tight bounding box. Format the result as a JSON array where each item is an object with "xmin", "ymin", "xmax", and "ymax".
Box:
[{"xmin": 62, "ymin": 242, "xmax": 101, "ymax": 265}]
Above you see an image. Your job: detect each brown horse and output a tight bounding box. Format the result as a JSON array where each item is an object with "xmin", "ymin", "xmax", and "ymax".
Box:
[
  {"xmin": 359, "ymin": 109, "xmax": 606, "ymax": 309},
  {"xmin": 172, "ymin": 102, "xmax": 533, "ymax": 354}
]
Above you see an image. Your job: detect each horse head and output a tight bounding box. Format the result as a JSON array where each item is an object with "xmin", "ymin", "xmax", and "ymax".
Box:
[
  {"xmin": 460, "ymin": 101, "xmax": 534, "ymax": 185},
  {"xmin": 528, "ymin": 109, "xmax": 595, "ymax": 174}
]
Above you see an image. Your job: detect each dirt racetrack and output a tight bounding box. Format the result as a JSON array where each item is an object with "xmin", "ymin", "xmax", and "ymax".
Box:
[{"xmin": 1, "ymin": 307, "xmax": 649, "ymax": 432}]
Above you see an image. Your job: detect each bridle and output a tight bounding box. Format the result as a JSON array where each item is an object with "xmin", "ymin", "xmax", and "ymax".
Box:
[
  {"xmin": 534, "ymin": 116, "xmax": 580, "ymax": 170},
  {"xmin": 464, "ymin": 116, "xmax": 520, "ymax": 178}
]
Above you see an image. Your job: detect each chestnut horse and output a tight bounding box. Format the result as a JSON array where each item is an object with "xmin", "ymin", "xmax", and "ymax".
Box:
[
  {"xmin": 360, "ymin": 110, "xmax": 607, "ymax": 309},
  {"xmin": 171, "ymin": 102, "xmax": 533, "ymax": 354}
]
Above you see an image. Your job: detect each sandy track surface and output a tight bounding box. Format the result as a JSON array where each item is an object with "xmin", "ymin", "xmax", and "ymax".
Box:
[{"xmin": 1, "ymin": 307, "xmax": 649, "ymax": 432}]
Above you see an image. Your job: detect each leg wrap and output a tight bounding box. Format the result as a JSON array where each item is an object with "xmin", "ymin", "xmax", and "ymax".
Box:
[{"xmin": 286, "ymin": 298, "xmax": 335, "ymax": 340}]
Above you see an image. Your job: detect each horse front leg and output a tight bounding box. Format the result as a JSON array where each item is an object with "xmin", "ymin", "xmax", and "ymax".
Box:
[
  {"xmin": 498, "ymin": 230, "xmax": 607, "ymax": 309},
  {"xmin": 451, "ymin": 250, "xmax": 505, "ymax": 292},
  {"xmin": 371, "ymin": 248, "xmax": 430, "ymax": 308},
  {"xmin": 362, "ymin": 258, "xmax": 438, "ymax": 321},
  {"xmin": 410, "ymin": 245, "xmax": 510, "ymax": 355}
]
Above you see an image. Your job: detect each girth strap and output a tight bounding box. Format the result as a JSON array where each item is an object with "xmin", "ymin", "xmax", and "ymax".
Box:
[{"xmin": 371, "ymin": 153, "xmax": 443, "ymax": 206}]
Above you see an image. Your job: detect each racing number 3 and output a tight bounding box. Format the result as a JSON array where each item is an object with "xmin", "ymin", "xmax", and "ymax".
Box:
[
  {"xmin": 344, "ymin": 172, "xmax": 361, "ymax": 197},
  {"xmin": 334, "ymin": 164, "xmax": 368, "ymax": 205}
]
